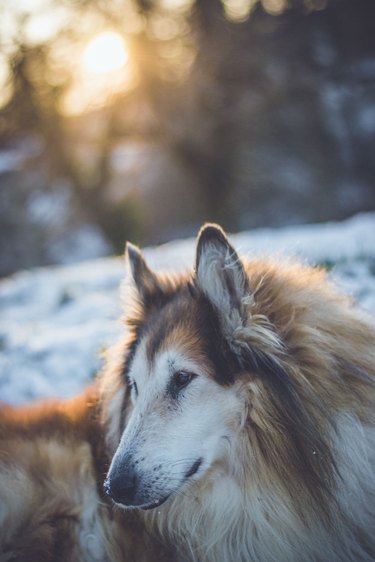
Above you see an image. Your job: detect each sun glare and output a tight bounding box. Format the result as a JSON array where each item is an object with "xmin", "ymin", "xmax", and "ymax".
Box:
[
  {"xmin": 63, "ymin": 31, "xmax": 134, "ymax": 115},
  {"xmin": 82, "ymin": 32, "xmax": 128, "ymax": 75}
]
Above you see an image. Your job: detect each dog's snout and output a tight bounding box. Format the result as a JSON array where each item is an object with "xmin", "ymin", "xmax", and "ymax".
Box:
[{"xmin": 105, "ymin": 464, "xmax": 138, "ymax": 506}]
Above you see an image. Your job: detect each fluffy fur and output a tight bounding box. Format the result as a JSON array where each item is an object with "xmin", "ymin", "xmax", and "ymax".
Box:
[
  {"xmin": 1, "ymin": 223, "xmax": 375, "ymax": 561},
  {"xmin": 0, "ymin": 389, "xmax": 170, "ymax": 561}
]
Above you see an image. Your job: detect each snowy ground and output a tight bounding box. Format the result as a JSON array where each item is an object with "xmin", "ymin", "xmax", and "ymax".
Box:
[{"xmin": 1, "ymin": 213, "xmax": 374, "ymax": 405}]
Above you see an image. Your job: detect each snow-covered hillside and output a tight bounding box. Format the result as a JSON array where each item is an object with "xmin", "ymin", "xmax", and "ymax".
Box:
[{"xmin": 1, "ymin": 213, "xmax": 374, "ymax": 405}]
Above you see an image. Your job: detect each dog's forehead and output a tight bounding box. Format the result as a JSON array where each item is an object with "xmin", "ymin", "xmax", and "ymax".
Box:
[
  {"xmin": 128, "ymin": 287, "xmax": 242, "ymax": 386},
  {"xmin": 129, "ymin": 333, "xmax": 209, "ymax": 389},
  {"xmin": 130, "ymin": 296, "xmax": 214, "ymax": 383},
  {"xmin": 145, "ymin": 297, "xmax": 205, "ymax": 362}
]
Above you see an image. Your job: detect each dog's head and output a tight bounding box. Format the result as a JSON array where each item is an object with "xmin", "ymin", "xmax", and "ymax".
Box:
[{"xmin": 104, "ymin": 224, "xmax": 355, "ymax": 513}]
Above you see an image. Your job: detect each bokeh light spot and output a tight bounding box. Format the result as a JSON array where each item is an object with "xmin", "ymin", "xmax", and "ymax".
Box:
[{"xmin": 82, "ymin": 32, "xmax": 128, "ymax": 75}]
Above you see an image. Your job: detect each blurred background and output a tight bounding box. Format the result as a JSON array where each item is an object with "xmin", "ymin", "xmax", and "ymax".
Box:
[{"xmin": 0, "ymin": 0, "xmax": 374, "ymax": 277}]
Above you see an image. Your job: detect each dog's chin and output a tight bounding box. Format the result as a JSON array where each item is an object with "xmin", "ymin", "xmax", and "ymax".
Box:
[
  {"xmin": 112, "ymin": 494, "xmax": 170, "ymax": 511},
  {"xmin": 139, "ymin": 495, "xmax": 170, "ymax": 511},
  {"xmin": 138, "ymin": 458, "xmax": 204, "ymax": 511}
]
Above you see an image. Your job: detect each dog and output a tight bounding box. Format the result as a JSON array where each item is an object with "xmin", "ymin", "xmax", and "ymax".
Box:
[{"xmin": 1, "ymin": 224, "xmax": 375, "ymax": 561}]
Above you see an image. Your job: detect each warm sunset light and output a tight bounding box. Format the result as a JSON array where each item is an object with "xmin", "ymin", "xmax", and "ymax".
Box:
[
  {"xmin": 82, "ymin": 32, "xmax": 128, "ymax": 75},
  {"xmin": 62, "ymin": 31, "xmax": 134, "ymax": 115}
]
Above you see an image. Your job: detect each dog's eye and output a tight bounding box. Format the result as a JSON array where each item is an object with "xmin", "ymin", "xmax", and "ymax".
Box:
[{"xmin": 171, "ymin": 371, "xmax": 196, "ymax": 396}]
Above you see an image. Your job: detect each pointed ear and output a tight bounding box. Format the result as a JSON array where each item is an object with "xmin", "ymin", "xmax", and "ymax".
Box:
[
  {"xmin": 125, "ymin": 242, "xmax": 162, "ymax": 305},
  {"xmin": 195, "ymin": 224, "xmax": 249, "ymax": 330}
]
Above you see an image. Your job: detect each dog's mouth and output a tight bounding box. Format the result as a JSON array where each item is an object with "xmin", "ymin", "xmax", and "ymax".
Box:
[
  {"xmin": 139, "ymin": 458, "xmax": 203, "ymax": 511},
  {"xmin": 106, "ymin": 457, "xmax": 203, "ymax": 511},
  {"xmin": 139, "ymin": 495, "xmax": 170, "ymax": 511},
  {"xmin": 185, "ymin": 457, "xmax": 202, "ymax": 479}
]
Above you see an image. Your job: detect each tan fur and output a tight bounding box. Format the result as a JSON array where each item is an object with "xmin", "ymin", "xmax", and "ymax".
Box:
[
  {"xmin": 241, "ymin": 258, "xmax": 375, "ymax": 421},
  {"xmin": 0, "ymin": 389, "xmax": 170, "ymax": 561}
]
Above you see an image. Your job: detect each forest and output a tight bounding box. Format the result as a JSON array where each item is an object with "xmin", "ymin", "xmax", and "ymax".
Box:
[{"xmin": 0, "ymin": 0, "xmax": 374, "ymax": 276}]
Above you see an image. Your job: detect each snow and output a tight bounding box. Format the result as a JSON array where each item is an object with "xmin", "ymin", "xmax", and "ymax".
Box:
[
  {"xmin": 0, "ymin": 137, "xmax": 43, "ymax": 175},
  {"xmin": 0, "ymin": 212, "xmax": 374, "ymax": 405}
]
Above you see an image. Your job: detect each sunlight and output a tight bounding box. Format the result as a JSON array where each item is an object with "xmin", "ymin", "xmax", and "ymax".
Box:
[
  {"xmin": 62, "ymin": 31, "xmax": 133, "ymax": 115},
  {"xmin": 82, "ymin": 32, "xmax": 128, "ymax": 75}
]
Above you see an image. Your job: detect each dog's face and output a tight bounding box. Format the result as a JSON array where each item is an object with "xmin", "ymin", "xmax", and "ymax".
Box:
[
  {"xmin": 105, "ymin": 225, "xmax": 251, "ymax": 509},
  {"xmin": 105, "ymin": 224, "xmax": 336, "ymax": 513},
  {"xmin": 107, "ymin": 331, "xmax": 242, "ymax": 509}
]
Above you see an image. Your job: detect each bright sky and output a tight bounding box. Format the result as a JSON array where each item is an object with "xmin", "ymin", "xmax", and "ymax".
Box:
[{"xmin": 0, "ymin": 0, "xmax": 69, "ymax": 46}]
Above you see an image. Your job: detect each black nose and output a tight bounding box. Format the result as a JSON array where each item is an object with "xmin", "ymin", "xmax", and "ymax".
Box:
[{"xmin": 105, "ymin": 464, "xmax": 138, "ymax": 505}]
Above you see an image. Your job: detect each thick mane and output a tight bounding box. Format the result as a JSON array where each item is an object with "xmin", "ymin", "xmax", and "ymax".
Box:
[{"xmin": 145, "ymin": 419, "xmax": 375, "ymax": 562}]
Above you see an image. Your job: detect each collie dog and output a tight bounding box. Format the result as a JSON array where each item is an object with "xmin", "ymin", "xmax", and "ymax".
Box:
[{"xmin": 1, "ymin": 224, "xmax": 375, "ymax": 561}]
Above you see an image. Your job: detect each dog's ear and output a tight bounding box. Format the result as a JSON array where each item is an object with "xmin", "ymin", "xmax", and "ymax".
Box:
[
  {"xmin": 195, "ymin": 224, "xmax": 249, "ymax": 331},
  {"xmin": 125, "ymin": 242, "xmax": 162, "ymax": 305}
]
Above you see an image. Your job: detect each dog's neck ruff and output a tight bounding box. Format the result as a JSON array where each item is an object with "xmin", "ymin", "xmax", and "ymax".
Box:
[{"xmin": 144, "ymin": 414, "xmax": 375, "ymax": 562}]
